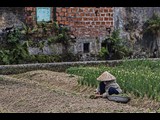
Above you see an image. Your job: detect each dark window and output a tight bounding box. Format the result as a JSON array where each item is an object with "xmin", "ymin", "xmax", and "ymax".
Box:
[
  {"xmin": 101, "ymin": 42, "xmax": 107, "ymax": 49},
  {"xmin": 83, "ymin": 43, "xmax": 90, "ymax": 53}
]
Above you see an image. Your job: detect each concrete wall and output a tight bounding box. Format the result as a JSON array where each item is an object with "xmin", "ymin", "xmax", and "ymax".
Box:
[{"xmin": 0, "ymin": 7, "xmax": 25, "ymax": 29}]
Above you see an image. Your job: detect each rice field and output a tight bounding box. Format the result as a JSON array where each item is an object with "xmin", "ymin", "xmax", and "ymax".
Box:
[{"xmin": 66, "ymin": 60, "xmax": 160, "ymax": 101}]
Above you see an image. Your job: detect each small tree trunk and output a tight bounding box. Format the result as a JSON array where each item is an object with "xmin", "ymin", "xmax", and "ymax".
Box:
[{"xmin": 156, "ymin": 31, "xmax": 160, "ymax": 57}]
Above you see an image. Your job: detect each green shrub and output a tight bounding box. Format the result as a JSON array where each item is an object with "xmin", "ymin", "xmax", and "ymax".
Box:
[
  {"xmin": 98, "ymin": 47, "xmax": 109, "ymax": 60},
  {"xmin": 99, "ymin": 29, "xmax": 131, "ymax": 59},
  {"xmin": 0, "ymin": 27, "xmax": 30, "ymax": 65},
  {"xmin": 0, "ymin": 50, "xmax": 10, "ymax": 64},
  {"xmin": 145, "ymin": 13, "xmax": 160, "ymax": 34}
]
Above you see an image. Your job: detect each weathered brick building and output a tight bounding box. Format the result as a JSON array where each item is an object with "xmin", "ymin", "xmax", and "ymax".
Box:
[
  {"xmin": 1, "ymin": 7, "xmax": 160, "ymax": 60},
  {"xmin": 0, "ymin": 7, "xmax": 114, "ymax": 60},
  {"xmin": 25, "ymin": 7, "xmax": 114, "ymax": 60}
]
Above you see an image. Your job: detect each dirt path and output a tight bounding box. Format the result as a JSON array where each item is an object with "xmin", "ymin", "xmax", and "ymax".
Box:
[{"xmin": 0, "ymin": 70, "xmax": 155, "ymax": 113}]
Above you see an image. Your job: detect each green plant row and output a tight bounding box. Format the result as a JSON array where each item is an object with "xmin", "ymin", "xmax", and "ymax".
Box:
[
  {"xmin": 66, "ymin": 60, "xmax": 160, "ymax": 101},
  {"xmin": 25, "ymin": 54, "xmax": 79, "ymax": 64},
  {"xmin": 0, "ymin": 53, "xmax": 80, "ymax": 65}
]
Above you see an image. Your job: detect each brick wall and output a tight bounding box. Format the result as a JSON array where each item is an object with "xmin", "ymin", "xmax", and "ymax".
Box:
[
  {"xmin": 25, "ymin": 7, "xmax": 37, "ymax": 26},
  {"xmin": 25, "ymin": 7, "xmax": 114, "ymax": 39}
]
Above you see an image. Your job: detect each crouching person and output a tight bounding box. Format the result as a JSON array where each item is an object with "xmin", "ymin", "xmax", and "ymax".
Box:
[{"xmin": 95, "ymin": 71, "xmax": 122, "ymax": 98}]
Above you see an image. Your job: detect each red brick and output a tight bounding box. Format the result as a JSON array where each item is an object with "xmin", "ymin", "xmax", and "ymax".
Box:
[
  {"xmin": 72, "ymin": 8, "xmax": 77, "ymax": 13},
  {"xmin": 85, "ymin": 22, "xmax": 90, "ymax": 25},
  {"xmin": 59, "ymin": 12, "xmax": 65, "ymax": 17},
  {"xmin": 79, "ymin": 8, "xmax": 83, "ymax": 12},
  {"xmin": 64, "ymin": 21, "xmax": 69, "ymax": 25},
  {"xmin": 79, "ymin": 22, "xmax": 83, "ymax": 26},
  {"xmin": 80, "ymin": 13, "xmax": 85, "ymax": 16},
  {"xmin": 89, "ymin": 24, "xmax": 93, "ymax": 28},
  {"xmin": 99, "ymin": 8, "xmax": 103, "ymax": 13},
  {"xmin": 73, "ymin": 18, "xmax": 78, "ymax": 21},
  {"xmin": 77, "ymin": 18, "xmax": 82, "ymax": 21},
  {"xmin": 62, "ymin": 8, "xmax": 66, "ymax": 12},
  {"xmin": 86, "ymin": 13, "xmax": 90, "ymax": 16},
  {"xmin": 96, "ymin": 22, "xmax": 100, "ymax": 25},
  {"xmin": 97, "ymin": 13, "xmax": 100, "ymax": 16},
  {"xmin": 99, "ymin": 17, "xmax": 103, "ymax": 21},
  {"xmin": 62, "ymin": 21, "xmax": 65, "ymax": 25},
  {"xmin": 56, "ymin": 8, "xmax": 61, "ymax": 12},
  {"xmin": 101, "ymin": 22, "xmax": 106, "ymax": 25},
  {"xmin": 89, "ymin": 18, "xmax": 93, "ymax": 21},
  {"xmin": 26, "ymin": 7, "xmax": 32, "ymax": 11},
  {"xmin": 101, "ymin": 14, "xmax": 105, "ymax": 16},
  {"xmin": 104, "ymin": 17, "xmax": 109, "ymax": 21},
  {"xmin": 70, "ymin": 13, "xmax": 75, "ymax": 17},
  {"xmin": 77, "ymin": 22, "xmax": 82, "ymax": 26},
  {"xmin": 104, "ymin": 9, "xmax": 109, "ymax": 13},
  {"xmin": 62, "ymin": 17, "xmax": 67, "ymax": 21},
  {"xmin": 90, "ymin": 13, "xmax": 95, "ymax": 16},
  {"xmin": 68, "ymin": 8, "xmax": 71, "ymax": 13},
  {"xmin": 91, "ymin": 22, "xmax": 95, "ymax": 25},
  {"xmin": 105, "ymin": 13, "xmax": 110, "ymax": 17},
  {"xmin": 83, "ymin": 17, "xmax": 88, "ymax": 21},
  {"xmin": 57, "ymin": 17, "xmax": 61, "ymax": 21},
  {"xmin": 95, "ymin": 26, "xmax": 99, "ymax": 29},
  {"xmin": 84, "ymin": 8, "xmax": 88, "ymax": 12},
  {"xmin": 109, "ymin": 8, "xmax": 113, "ymax": 12},
  {"xmin": 109, "ymin": 17, "xmax": 113, "ymax": 21},
  {"xmin": 81, "ymin": 22, "xmax": 85, "ymax": 26},
  {"xmin": 94, "ymin": 17, "xmax": 98, "ymax": 21},
  {"xmin": 70, "ymin": 22, "xmax": 74, "ymax": 26},
  {"xmin": 65, "ymin": 13, "xmax": 68, "ymax": 16},
  {"xmin": 89, "ymin": 8, "xmax": 93, "ymax": 12},
  {"xmin": 106, "ymin": 22, "xmax": 111, "ymax": 25}
]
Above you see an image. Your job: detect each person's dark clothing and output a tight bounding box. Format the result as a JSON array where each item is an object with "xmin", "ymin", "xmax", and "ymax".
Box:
[{"xmin": 98, "ymin": 81, "xmax": 120, "ymax": 95}]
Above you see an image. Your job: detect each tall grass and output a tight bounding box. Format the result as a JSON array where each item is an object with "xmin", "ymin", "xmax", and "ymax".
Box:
[{"xmin": 66, "ymin": 60, "xmax": 160, "ymax": 101}]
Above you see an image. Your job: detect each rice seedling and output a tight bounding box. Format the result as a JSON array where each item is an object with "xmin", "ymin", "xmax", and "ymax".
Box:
[{"xmin": 66, "ymin": 60, "xmax": 160, "ymax": 101}]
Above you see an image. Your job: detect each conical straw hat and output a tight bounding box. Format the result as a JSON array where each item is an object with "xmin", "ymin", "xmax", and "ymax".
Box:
[{"xmin": 97, "ymin": 71, "xmax": 116, "ymax": 81}]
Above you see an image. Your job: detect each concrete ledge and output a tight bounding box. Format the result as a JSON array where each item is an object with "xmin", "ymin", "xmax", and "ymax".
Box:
[
  {"xmin": 0, "ymin": 60, "xmax": 120, "ymax": 75},
  {"xmin": 0, "ymin": 58, "xmax": 160, "ymax": 75}
]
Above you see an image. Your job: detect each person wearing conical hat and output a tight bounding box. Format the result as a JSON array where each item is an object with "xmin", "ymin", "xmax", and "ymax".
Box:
[{"xmin": 95, "ymin": 71, "xmax": 122, "ymax": 98}]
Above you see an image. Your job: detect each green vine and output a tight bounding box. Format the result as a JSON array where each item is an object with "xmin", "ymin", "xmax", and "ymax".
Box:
[
  {"xmin": 0, "ymin": 21, "xmax": 78, "ymax": 65},
  {"xmin": 0, "ymin": 27, "xmax": 30, "ymax": 64}
]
